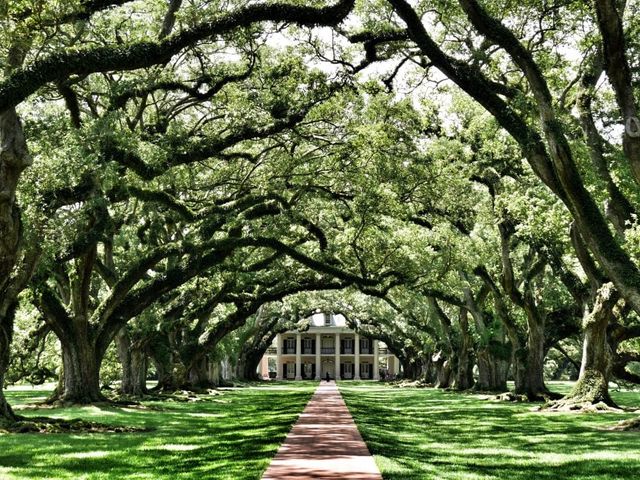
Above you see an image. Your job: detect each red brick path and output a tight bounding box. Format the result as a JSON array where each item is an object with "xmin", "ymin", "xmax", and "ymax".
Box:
[{"xmin": 262, "ymin": 381, "xmax": 382, "ymax": 479}]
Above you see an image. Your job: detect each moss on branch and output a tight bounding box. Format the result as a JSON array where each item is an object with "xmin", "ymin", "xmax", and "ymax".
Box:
[{"xmin": 0, "ymin": 0, "xmax": 355, "ymax": 112}]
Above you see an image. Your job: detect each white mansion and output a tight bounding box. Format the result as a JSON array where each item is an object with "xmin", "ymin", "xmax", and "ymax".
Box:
[{"xmin": 259, "ymin": 313, "xmax": 400, "ymax": 380}]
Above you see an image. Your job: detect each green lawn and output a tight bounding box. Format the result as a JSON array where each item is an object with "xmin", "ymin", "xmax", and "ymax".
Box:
[
  {"xmin": 0, "ymin": 381, "xmax": 317, "ymax": 480},
  {"xmin": 4, "ymin": 381, "xmax": 639, "ymax": 480},
  {"xmin": 340, "ymin": 381, "xmax": 640, "ymax": 480}
]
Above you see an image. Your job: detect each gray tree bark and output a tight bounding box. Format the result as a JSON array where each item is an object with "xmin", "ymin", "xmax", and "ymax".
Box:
[
  {"xmin": 117, "ymin": 329, "xmax": 148, "ymax": 396},
  {"xmin": 59, "ymin": 332, "xmax": 104, "ymax": 403},
  {"xmin": 455, "ymin": 308, "xmax": 475, "ymax": 390},
  {"xmin": 550, "ymin": 283, "xmax": 619, "ymax": 409}
]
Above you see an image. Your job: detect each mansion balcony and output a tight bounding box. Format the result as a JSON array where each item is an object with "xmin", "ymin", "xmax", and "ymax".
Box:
[{"xmin": 279, "ymin": 344, "xmax": 376, "ymax": 355}]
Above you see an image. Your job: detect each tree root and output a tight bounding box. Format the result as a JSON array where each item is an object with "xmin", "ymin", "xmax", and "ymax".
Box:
[
  {"xmin": 32, "ymin": 397, "xmax": 139, "ymax": 409},
  {"xmin": 116, "ymin": 389, "xmax": 224, "ymax": 405},
  {"xmin": 0, "ymin": 415, "xmax": 152, "ymax": 434},
  {"xmin": 544, "ymin": 370, "xmax": 620, "ymax": 412},
  {"xmin": 481, "ymin": 390, "xmax": 562, "ymax": 403},
  {"xmin": 608, "ymin": 417, "xmax": 640, "ymax": 431},
  {"xmin": 391, "ymin": 379, "xmax": 432, "ymax": 388},
  {"xmin": 526, "ymin": 389, "xmax": 564, "ymax": 402},
  {"xmin": 541, "ymin": 398, "xmax": 622, "ymax": 413},
  {"xmin": 493, "ymin": 392, "xmax": 528, "ymax": 402},
  {"xmin": 18, "ymin": 389, "xmax": 224, "ymax": 414}
]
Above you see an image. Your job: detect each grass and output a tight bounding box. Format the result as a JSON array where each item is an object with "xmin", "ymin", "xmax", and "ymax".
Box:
[
  {"xmin": 4, "ymin": 380, "xmax": 639, "ymax": 480},
  {"xmin": 339, "ymin": 381, "xmax": 640, "ymax": 480},
  {"xmin": 0, "ymin": 381, "xmax": 317, "ymax": 480}
]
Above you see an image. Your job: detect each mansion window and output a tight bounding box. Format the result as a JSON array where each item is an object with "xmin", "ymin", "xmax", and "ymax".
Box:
[
  {"xmin": 343, "ymin": 362, "xmax": 353, "ymax": 379},
  {"xmin": 343, "ymin": 338, "xmax": 353, "ymax": 354},
  {"xmin": 324, "ymin": 313, "xmax": 331, "ymax": 326},
  {"xmin": 285, "ymin": 338, "xmax": 295, "ymax": 354},
  {"xmin": 360, "ymin": 338, "xmax": 370, "ymax": 354},
  {"xmin": 303, "ymin": 338, "xmax": 313, "ymax": 354},
  {"xmin": 321, "ymin": 336, "xmax": 334, "ymax": 354}
]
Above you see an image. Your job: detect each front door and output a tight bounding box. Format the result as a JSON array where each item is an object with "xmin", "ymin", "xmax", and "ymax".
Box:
[{"xmin": 321, "ymin": 360, "xmax": 334, "ymax": 379}]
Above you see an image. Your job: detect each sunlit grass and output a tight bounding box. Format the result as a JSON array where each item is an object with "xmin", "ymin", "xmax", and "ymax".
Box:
[
  {"xmin": 340, "ymin": 381, "xmax": 640, "ymax": 480},
  {"xmin": 0, "ymin": 381, "xmax": 317, "ymax": 479},
  {"xmin": 5, "ymin": 380, "xmax": 639, "ymax": 480}
]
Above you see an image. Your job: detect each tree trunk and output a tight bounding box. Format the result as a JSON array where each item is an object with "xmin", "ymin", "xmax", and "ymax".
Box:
[
  {"xmin": 433, "ymin": 351, "xmax": 453, "ymax": 388},
  {"xmin": 402, "ymin": 358, "xmax": 422, "ymax": 380},
  {"xmin": 422, "ymin": 353, "xmax": 435, "ymax": 383},
  {"xmin": 0, "ymin": 381, "xmax": 15, "ymax": 426},
  {"xmin": 117, "ymin": 330, "xmax": 148, "ymax": 396},
  {"xmin": 0, "ymin": 110, "xmax": 30, "ymax": 294},
  {"xmin": 0, "ymin": 311, "xmax": 16, "ymax": 424},
  {"xmin": 476, "ymin": 266, "xmax": 529, "ymax": 394},
  {"xmin": 523, "ymin": 310, "xmax": 547, "ymax": 400},
  {"xmin": 186, "ymin": 354, "xmax": 214, "ymax": 389},
  {"xmin": 59, "ymin": 333, "xmax": 104, "ymax": 403},
  {"xmin": 116, "ymin": 331, "xmax": 133, "ymax": 393},
  {"xmin": 0, "ymin": 108, "xmax": 31, "ymax": 424},
  {"xmin": 240, "ymin": 356, "xmax": 261, "ymax": 381},
  {"xmin": 151, "ymin": 354, "xmax": 178, "ymax": 391},
  {"xmin": 210, "ymin": 360, "xmax": 222, "ymax": 386},
  {"xmin": 428, "ymin": 297, "xmax": 457, "ymax": 386},
  {"xmin": 236, "ymin": 346, "xmax": 266, "ymax": 381},
  {"xmin": 148, "ymin": 334, "xmax": 178, "ymax": 391},
  {"xmin": 462, "ymin": 279, "xmax": 500, "ymax": 391},
  {"xmin": 511, "ymin": 348, "xmax": 527, "ymax": 394},
  {"xmin": 550, "ymin": 283, "xmax": 618, "ymax": 410},
  {"xmin": 129, "ymin": 349, "xmax": 148, "ymax": 396},
  {"xmin": 475, "ymin": 347, "xmax": 509, "ymax": 391},
  {"xmin": 454, "ymin": 308, "xmax": 475, "ymax": 390}
]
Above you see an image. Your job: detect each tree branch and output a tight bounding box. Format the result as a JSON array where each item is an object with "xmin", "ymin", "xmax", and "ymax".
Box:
[{"xmin": 0, "ymin": 0, "xmax": 355, "ymax": 112}]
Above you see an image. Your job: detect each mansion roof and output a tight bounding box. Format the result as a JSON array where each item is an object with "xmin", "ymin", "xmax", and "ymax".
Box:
[{"xmin": 308, "ymin": 313, "xmax": 347, "ymax": 327}]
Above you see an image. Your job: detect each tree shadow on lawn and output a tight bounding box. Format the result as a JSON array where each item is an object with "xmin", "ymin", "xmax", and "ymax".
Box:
[
  {"xmin": 341, "ymin": 385, "xmax": 640, "ymax": 480},
  {"xmin": 1, "ymin": 386, "xmax": 314, "ymax": 479}
]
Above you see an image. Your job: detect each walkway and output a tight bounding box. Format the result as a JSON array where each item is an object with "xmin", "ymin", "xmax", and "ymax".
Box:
[{"xmin": 262, "ymin": 381, "xmax": 383, "ymax": 480}]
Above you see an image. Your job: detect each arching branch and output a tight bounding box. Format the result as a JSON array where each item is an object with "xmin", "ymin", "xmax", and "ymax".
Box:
[{"xmin": 0, "ymin": 0, "xmax": 355, "ymax": 112}]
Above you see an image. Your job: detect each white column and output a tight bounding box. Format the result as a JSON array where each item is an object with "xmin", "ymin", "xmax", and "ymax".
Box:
[
  {"xmin": 373, "ymin": 340, "xmax": 380, "ymax": 380},
  {"xmin": 393, "ymin": 354, "xmax": 400, "ymax": 375},
  {"xmin": 315, "ymin": 333, "xmax": 321, "ymax": 380},
  {"xmin": 354, "ymin": 333, "xmax": 361, "ymax": 380},
  {"xmin": 295, "ymin": 333, "xmax": 302, "ymax": 380},
  {"xmin": 334, "ymin": 332, "xmax": 341, "ymax": 380},
  {"xmin": 276, "ymin": 333, "xmax": 283, "ymax": 380}
]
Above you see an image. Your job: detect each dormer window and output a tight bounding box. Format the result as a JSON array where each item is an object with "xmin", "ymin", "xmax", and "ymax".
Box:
[{"xmin": 324, "ymin": 313, "xmax": 331, "ymax": 326}]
